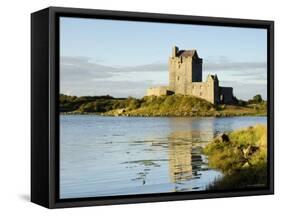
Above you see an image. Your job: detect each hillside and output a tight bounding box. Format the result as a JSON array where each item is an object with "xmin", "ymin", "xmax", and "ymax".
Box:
[{"xmin": 106, "ymin": 95, "xmax": 214, "ymax": 117}]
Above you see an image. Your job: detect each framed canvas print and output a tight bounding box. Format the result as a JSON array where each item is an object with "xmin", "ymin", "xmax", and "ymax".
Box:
[{"xmin": 31, "ymin": 6, "xmax": 274, "ymax": 208}]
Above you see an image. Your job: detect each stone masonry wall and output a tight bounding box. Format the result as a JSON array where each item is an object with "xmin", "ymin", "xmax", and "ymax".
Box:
[
  {"xmin": 146, "ymin": 86, "xmax": 172, "ymax": 96},
  {"xmin": 189, "ymin": 79, "xmax": 216, "ymax": 104},
  {"xmin": 169, "ymin": 57, "xmax": 193, "ymax": 94},
  {"xmin": 219, "ymin": 87, "xmax": 233, "ymax": 104}
]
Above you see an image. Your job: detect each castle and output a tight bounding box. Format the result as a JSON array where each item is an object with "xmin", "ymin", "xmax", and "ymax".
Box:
[{"xmin": 146, "ymin": 46, "xmax": 234, "ymax": 104}]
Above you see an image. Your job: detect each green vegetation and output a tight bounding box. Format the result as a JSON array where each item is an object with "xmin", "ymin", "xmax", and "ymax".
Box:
[
  {"xmin": 251, "ymin": 94, "xmax": 263, "ymax": 104},
  {"xmin": 60, "ymin": 94, "xmax": 267, "ymax": 117},
  {"xmin": 60, "ymin": 94, "xmax": 132, "ymax": 113},
  {"xmin": 203, "ymin": 125, "xmax": 267, "ymax": 190},
  {"xmin": 106, "ymin": 94, "xmax": 214, "ymax": 117}
]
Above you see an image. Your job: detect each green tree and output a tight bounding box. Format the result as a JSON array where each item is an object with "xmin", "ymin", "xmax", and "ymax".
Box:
[{"xmin": 253, "ymin": 94, "xmax": 263, "ymax": 103}]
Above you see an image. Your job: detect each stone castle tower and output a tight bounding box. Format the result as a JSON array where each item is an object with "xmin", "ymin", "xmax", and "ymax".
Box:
[
  {"xmin": 146, "ymin": 46, "xmax": 234, "ymax": 104},
  {"xmin": 169, "ymin": 46, "xmax": 202, "ymax": 93}
]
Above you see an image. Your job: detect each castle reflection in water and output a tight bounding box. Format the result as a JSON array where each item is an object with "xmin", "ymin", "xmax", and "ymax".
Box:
[
  {"xmin": 167, "ymin": 118, "xmax": 216, "ymax": 186},
  {"xmin": 127, "ymin": 117, "xmax": 217, "ymax": 190}
]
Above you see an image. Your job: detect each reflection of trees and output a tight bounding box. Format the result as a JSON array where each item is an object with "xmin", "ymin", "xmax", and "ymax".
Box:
[{"xmin": 167, "ymin": 118, "xmax": 215, "ymax": 184}]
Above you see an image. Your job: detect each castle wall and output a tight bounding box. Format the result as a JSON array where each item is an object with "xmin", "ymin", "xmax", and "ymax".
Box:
[
  {"xmin": 219, "ymin": 87, "xmax": 233, "ymax": 104},
  {"xmin": 146, "ymin": 86, "xmax": 173, "ymax": 96},
  {"xmin": 190, "ymin": 81, "xmax": 216, "ymax": 104},
  {"xmin": 169, "ymin": 51, "xmax": 203, "ymax": 95},
  {"xmin": 169, "ymin": 57, "xmax": 193, "ymax": 94},
  {"xmin": 192, "ymin": 59, "xmax": 203, "ymax": 82},
  {"xmin": 210, "ymin": 75, "xmax": 220, "ymax": 105},
  {"xmin": 168, "ymin": 58, "xmax": 176, "ymax": 92},
  {"xmin": 214, "ymin": 84, "xmax": 220, "ymax": 104}
]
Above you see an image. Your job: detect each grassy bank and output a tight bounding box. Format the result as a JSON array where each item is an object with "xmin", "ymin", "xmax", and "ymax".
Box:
[
  {"xmin": 105, "ymin": 95, "xmax": 214, "ymax": 117},
  {"xmin": 60, "ymin": 94, "xmax": 267, "ymax": 117},
  {"xmin": 106, "ymin": 95, "xmax": 266, "ymax": 117},
  {"xmin": 203, "ymin": 124, "xmax": 267, "ymax": 190}
]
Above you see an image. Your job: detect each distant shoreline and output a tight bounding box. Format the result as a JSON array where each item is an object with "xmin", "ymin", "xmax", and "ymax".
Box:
[
  {"xmin": 60, "ymin": 112, "xmax": 267, "ymax": 118},
  {"xmin": 60, "ymin": 94, "xmax": 267, "ymax": 118}
]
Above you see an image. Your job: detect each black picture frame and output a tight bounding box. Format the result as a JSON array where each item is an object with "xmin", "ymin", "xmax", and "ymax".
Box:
[{"xmin": 31, "ymin": 6, "xmax": 274, "ymax": 208}]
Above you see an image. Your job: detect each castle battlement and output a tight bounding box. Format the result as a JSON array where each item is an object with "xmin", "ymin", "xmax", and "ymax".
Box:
[{"xmin": 146, "ymin": 46, "xmax": 234, "ymax": 104}]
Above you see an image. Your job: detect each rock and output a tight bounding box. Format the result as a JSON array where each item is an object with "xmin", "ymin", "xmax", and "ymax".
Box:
[{"xmin": 217, "ymin": 133, "xmax": 230, "ymax": 142}]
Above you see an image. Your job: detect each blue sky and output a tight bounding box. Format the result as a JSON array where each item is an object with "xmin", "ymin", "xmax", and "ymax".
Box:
[{"xmin": 60, "ymin": 17, "xmax": 267, "ymax": 100}]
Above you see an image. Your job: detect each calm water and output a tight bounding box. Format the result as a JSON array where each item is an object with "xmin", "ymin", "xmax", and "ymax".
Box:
[{"xmin": 60, "ymin": 116, "xmax": 266, "ymax": 199}]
